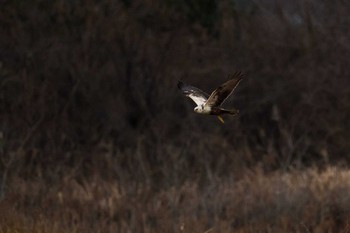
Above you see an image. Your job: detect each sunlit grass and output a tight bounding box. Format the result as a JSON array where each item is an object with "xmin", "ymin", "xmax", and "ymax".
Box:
[{"xmin": 2, "ymin": 166, "xmax": 350, "ymax": 232}]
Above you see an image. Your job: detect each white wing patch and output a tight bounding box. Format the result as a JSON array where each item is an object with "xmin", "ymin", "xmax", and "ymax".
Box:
[
  {"xmin": 178, "ymin": 81, "xmax": 209, "ymax": 107},
  {"xmin": 187, "ymin": 93, "xmax": 207, "ymax": 106}
]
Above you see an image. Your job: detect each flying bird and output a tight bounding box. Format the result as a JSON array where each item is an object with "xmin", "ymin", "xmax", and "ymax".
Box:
[{"xmin": 178, "ymin": 72, "xmax": 245, "ymax": 123}]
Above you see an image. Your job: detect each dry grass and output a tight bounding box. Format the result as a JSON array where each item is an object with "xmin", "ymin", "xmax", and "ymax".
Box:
[{"xmin": 2, "ymin": 167, "xmax": 350, "ymax": 232}]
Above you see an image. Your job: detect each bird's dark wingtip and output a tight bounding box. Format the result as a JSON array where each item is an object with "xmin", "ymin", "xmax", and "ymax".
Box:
[
  {"xmin": 177, "ymin": 81, "xmax": 184, "ymax": 89},
  {"xmin": 229, "ymin": 71, "xmax": 246, "ymax": 80},
  {"xmin": 237, "ymin": 71, "xmax": 246, "ymax": 80}
]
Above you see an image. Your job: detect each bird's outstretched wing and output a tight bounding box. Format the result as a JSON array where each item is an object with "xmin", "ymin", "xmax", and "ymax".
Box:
[
  {"xmin": 178, "ymin": 81, "xmax": 209, "ymax": 106},
  {"xmin": 205, "ymin": 71, "xmax": 245, "ymax": 107}
]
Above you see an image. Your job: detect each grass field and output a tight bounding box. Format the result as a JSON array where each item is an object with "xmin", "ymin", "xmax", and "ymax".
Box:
[{"xmin": 2, "ymin": 166, "xmax": 350, "ymax": 232}]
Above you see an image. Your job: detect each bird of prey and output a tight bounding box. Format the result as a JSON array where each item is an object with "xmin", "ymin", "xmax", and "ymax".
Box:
[{"xmin": 178, "ymin": 72, "xmax": 245, "ymax": 123}]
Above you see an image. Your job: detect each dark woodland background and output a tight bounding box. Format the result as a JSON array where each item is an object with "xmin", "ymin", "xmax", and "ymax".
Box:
[{"xmin": 1, "ymin": 0, "xmax": 350, "ymax": 232}]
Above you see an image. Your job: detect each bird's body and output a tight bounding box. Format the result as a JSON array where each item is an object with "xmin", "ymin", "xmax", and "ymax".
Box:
[
  {"xmin": 194, "ymin": 105, "xmax": 237, "ymax": 115},
  {"xmin": 178, "ymin": 72, "xmax": 244, "ymax": 123},
  {"xmin": 194, "ymin": 105, "xmax": 211, "ymax": 114}
]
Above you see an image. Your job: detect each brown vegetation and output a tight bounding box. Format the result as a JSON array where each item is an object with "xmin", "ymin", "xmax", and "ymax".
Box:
[{"xmin": 1, "ymin": 0, "xmax": 350, "ymax": 232}]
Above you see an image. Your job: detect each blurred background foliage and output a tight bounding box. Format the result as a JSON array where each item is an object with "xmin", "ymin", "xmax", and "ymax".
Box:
[{"xmin": 0, "ymin": 0, "xmax": 348, "ymax": 176}]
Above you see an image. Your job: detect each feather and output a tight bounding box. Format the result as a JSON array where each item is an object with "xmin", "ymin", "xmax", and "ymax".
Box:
[
  {"xmin": 178, "ymin": 81, "xmax": 209, "ymax": 106},
  {"xmin": 205, "ymin": 72, "xmax": 245, "ymax": 107}
]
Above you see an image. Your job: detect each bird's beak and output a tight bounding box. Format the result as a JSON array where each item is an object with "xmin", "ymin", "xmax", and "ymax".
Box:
[{"xmin": 217, "ymin": 116, "xmax": 225, "ymax": 124}]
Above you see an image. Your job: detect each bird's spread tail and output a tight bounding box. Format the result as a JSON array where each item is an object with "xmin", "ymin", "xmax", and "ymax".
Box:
[
  {"xmin": 221, "ymin": 108, "xmax": 239, "ymax": 115},
  {"xmin": 216, "ymin": 109, "xmax": 239, "ymax": 123}
]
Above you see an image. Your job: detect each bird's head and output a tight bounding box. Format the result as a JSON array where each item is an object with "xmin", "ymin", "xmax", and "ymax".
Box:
[{"xmin": 194, "ymin": 106, "xmax": 201, "ymax": 113}]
